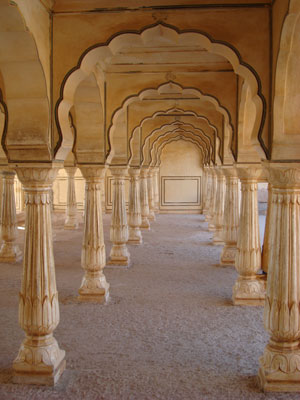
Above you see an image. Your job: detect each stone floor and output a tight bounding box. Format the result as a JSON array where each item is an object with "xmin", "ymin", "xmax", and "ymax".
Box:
[{"xmin": 0, "ymin": 212, "xmax": 297, "ymax": 400}]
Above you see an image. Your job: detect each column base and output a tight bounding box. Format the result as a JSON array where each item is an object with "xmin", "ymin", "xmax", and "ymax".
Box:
[
  {"xmin": 213, "ymin": 228, "xmax": 224, "ymax": 245},
  {"xmin": 128, "ymin": 228, "xmax": 142, "ymax": 245},
  {"xmin": 141, "ymin": 217, "xmax": 150, "ymax": 230},
  {"xmin": 108, "ymin": 244, "xmax": 130, "ymax": 266},
  {"xmin": 258, "ymin": 342, "xmax": 300, "ymax": 392},
  {"xmin": 208, "ymin": 223, "xmax": 216, "ymax": 232},
  {"xmin": 232, "ymin": 275, "xmax": 266, "ymax": 306},
  {"xmin": 148, "ymin": 211, "xmax": 155, "ymax": 221},
  {"xmin": 128, "ymin": 238, "xmax": 143, "ymax": 245},
  {"xmin": 78, "ymin": 274, "xmax": 110, "ymax": 304},
  {"xmin": 64, "ymin": 217, "xmax": 79, "ymax": 230},
  {"xmin": 220, "ymin": 245, "xmax": 237, "ymax": 265},
  {"xmin": 205, "ymin": 215, "xmax": 211, "ymax": 222},
  {"xmin": 12, "ymin": 335, "xmax": 66, "ymax": 386},
  {"xmin": 0, "ymin": 242, "xmax": 22, "ymax": 263}
]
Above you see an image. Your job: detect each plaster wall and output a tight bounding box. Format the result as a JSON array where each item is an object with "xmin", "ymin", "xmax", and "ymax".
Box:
[{"xmin": 159, "ymin": 140, "xmax": 203, "ymax": 213}]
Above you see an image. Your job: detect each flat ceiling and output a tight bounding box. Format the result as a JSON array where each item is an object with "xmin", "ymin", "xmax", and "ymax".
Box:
[{"xmin": 51, "ymin": 0, "xmax": 273, "ymax": 13}]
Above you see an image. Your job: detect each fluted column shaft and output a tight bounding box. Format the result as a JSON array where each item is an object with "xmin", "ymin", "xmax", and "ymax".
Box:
[
  {"xmin": 208, "ymin": 169, "xmax": 218, "ymax": 231},
  {"xmin": 140, "ymin": 168, "xmax": 150, "ymax": 229},
  {"xmin": 213, "ymin": 169, "xmax": 226, "ymax": 244},
  {"xmin": 220, "ymin": 168, "xmax": 239, "ymax": 264},
  {"xmin": 261, "ymin": 183, "xmax": 272, "ymax": 274},
  {"xmin": 128, "ymin": 168, "xmax": 142, "ymax": 245},
  {"xmin": 0, "ymin": 170, "xmax": 22, "ymax": 262},
  {"xmin": 202, "ymin": 167, "xmax": 208, "ymax": 215},
  {"xmin": 204, "ymin": 169, "xmax": 212, "ymax": 220},
  {"xmin": 232, "ymin": 166, "xmax": 265, "ymax": 306},
  {"xmin": 147, "ymin": 168, "xmax": 156, "ymax": 221},
  {"xmin": 153, "ymin": 167, "xmax": 160, "ymax": 212},
  {"xmin": 259, "ymin": 164, "xmax": 300, "ymax": 392},
  {"xmin": 64, "ymin": 167, "xmax": 79, "ymax": 230},
  {"xmin": 108, "ymin": 167, "xmax": 130, "ymax": 266},
  {"xmin": 79, "ymin": 165, "xmax": 109, "ymax": 303},
  {"xmin": 13, "ymin": 166, "xmax": 65, "ymax": 385}
]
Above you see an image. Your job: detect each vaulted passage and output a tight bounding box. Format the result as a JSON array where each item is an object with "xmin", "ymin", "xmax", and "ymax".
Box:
[{"xmin": 0, "ymin": 212, "xmax": 297, "ymax": 399}]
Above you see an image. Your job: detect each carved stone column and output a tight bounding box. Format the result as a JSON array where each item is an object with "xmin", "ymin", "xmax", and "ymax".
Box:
[
  {"xmin": 213, "ymin": 168, "xmax": 226, "ymax": 244},
  {"xmin": 259, "ymin": 164, "xmax": 300, "ymax": 392},
  {"xmin": 100, "ymin": 173, "xmax": 106, "ymax": 214},
  {"xmin": 261, "ymin": 183, "xmax": 272, "ymax": 274},
  {"xmin": 78, "ymin": 165, "xmax": 109, "ymax": 303},
  {"xmin": 153, "ymin": 167, "xmax": 160, "ymax": 212},
  {"xmin": 220, "ymin": 168, "xmax": 239, "ymax": 264},
  {"xmin": 208, "ymin": 169, "xmax": 218, "ymax": 231},
  {"xmin": 0, "ymin": 170, "xmax": 22, "ymax": 262},
  {"xmin": 64, "ymin": 167, "xmax": 79, "ymax": 230},
  {"xmin": 140, "ymin": 168, "xmax": 150, "ymax": 229},
  {"xmin": 108, "ymin": 167, "xmax": 130, "ymax": 266},
  {"xmin": 204, "ymin": 169, "xmax": 212, "ymax": 221},
  {"xmin": 12, "ymin": 166, "xmax": 65, "ymax": 385},
  {"xmin": 232, "ymin": 166, "xmax": 265, "ymax": 306},
  {"xmin": 147, "ymin": 168, "xmax": 156, "ymax": 221},
  {"xmin": 128, "ymin": 168, "xmax": 142, "ymax": 245},
  {"xmin": 202, "ymin": 167, "xmax": 208, "ymax": 215}
]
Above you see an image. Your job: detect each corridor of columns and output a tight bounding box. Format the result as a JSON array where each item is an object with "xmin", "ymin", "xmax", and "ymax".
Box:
[
  {"xmin": 1, "ymin": 211, "xmax": 297, "ymax": 400},
  {"xmin": 1, "ymin": 0, "xmax": 300, "ymax": 395}
]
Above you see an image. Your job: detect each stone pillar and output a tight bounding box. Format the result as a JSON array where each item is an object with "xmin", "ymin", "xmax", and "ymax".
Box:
[
  {"xmin": 108, "ymin": 167, "xmax": 130, "ymax": 266},
  {"xmin": 0, "ymin": 170, "xmax": 22, "ymax": 262},
  {"xmin": 78, "ymin": 165, "xmax": 109, "ymax": 303},
  {"xmin": 204, "ymin": 169, "xmax": 212, "ymax": 221},
  {"xmin": 100, "ymin": 173, "xmax": 106, "ymax": 214},
  {"xmin": 147, "ymin": 168, "xmax": 156, "ymax": 221},
  {"xmin": 64, "ymin": 167, "xmax": 79, "ymax": 230},
  {"xmin": 140, "ymin": 168, "xmax": 150, "ymax": 229},
  {"xmin": 12, "ymin": 166, "xmax": 65, "ymax": 385},
  {"xmin": 208, "ymin": 169, "xmax": 218, "ymax": 231},
  {"xmin": 261, "ymin": 182, "xmax": 272, "ymax": 274},
  {"xmin": 202, "ymin": 167, "xmax": 208, "ymax": 215},
  {"xmin": 232, "ymin": 166, "xmax": 265, "ymax": 306},
  {"xmin": 220, "ymin": 168, "xmax": 239, "ymax": 264},
  {"xmin": 259, "ymin": 164, "xmax": 300, "ymax": 392},
  {"xmin": 128, "ymin": 168, "xmax": 142, "ymax": 245},
  {"xmin": 153, "ymin": 167, "xmax": 160, "ymax": 212},
  {"xmin": 213, "ymin": 169, "xmax": 226, "ymax": 244}
]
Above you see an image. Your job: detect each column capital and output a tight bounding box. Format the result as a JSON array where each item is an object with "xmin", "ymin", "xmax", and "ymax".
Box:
[
  {"xmin": 109, "ymin": 166, "xmax": 128, "ymax": 178},
  {"xmin": 221, "ymin": 166, "xmax": 238, "ymax": 178},
  {"xmin": 15, "ymin": 164, "xmax": 61, "ymax": 188},
  {"xmin": 79, "ymin": 164, "xmax": 106, "ymax": 180},
  {"xmin": 64, "ymin": 166, "xmax": 77, "ymax": 177},
  {"xmin": 266, "ymin": 162, "xmax": 300, "ymax": 188},
  {"xmin": 140, "ymin": 168, "xmax": 149, "ymax": 178},
  {"xmin": 128, "ymin": 167, "xmax": 140, "ymax": 177},
  {"xmin": 235, "ymin": 163, "xmax": 263, "ymax": 181}
]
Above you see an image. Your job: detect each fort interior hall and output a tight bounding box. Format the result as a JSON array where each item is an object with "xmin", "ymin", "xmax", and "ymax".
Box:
[{"xmin": 1, "ymin": 0, "xmax": 300, "ymax": 398}]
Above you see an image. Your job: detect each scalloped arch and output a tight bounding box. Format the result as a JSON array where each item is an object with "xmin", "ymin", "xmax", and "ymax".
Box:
[
  {"xmin": 56, "ymin": 22, "xmax": 266, "ymax": 162},
  {"xmin": 154, "ymin": 133, "xmax": 205, "ymax": 167},
  {"xmin": 141, "ymin": 122, "xmax": 212, "ymax": 166}
]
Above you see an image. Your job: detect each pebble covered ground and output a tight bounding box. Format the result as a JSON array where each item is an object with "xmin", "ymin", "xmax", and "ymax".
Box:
[{"xmin": 0, "ymin": 212, "xmax": 297, "ymax": 400}]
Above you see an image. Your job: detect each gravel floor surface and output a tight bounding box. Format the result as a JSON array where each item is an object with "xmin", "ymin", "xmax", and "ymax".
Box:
[{"xmin": 0, "ymin": 213, "xmax": 297, "ymax": 400}]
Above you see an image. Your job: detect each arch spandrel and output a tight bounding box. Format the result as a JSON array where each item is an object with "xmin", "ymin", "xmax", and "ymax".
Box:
[
  {"xmin": 73, "ymin": 73, "xmax": 105, "ymax": 164},
  {"xmin": 272, "ymin": 1, "xmax": 300, "ymax": 160},
  {"xmin": 0, "ymin": 1, "xmax": 51, "ymax": 162}
]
